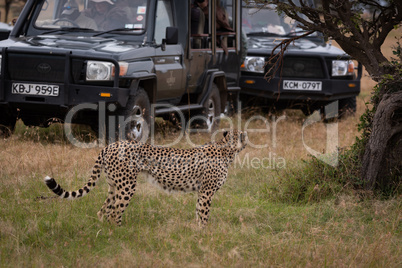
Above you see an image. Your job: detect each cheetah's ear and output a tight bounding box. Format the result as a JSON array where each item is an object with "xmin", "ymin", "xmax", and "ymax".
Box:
[{"xmin": 223, "ymin": 131, "xmax": 228, "ymax": 138}]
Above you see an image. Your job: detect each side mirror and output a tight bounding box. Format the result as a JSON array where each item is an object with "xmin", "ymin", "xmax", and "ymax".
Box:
[{"xmin": 160, "ymin": 27, "xmax": 178, "ymax": 51}]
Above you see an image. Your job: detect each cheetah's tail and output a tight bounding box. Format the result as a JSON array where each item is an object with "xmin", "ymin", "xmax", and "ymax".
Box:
[{"xmin": 44, "ymin": 153, "xmax": 104, "ymax": 200}]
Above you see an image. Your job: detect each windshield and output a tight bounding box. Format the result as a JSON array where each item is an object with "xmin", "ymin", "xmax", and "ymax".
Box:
[
  {"xmin": 35, "ymin": 0, "xmax": 147, "ymax": 33},
  {"xmin": 243, "ymin": 5, "xmax": 311, "ymax": 36}
]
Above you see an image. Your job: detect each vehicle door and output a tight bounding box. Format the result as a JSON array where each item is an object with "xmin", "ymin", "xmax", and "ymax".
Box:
[
  {"xmin": 186, "ymin": 0, "xmax": 210, "ymax": 94},
  {"xmin": 154, "ymin": 0, "xmax": 185, "ymax": 103}
]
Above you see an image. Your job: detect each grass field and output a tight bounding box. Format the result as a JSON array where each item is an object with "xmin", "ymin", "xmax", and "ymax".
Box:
[
  {"xmin": 0, "ymin": 30, "xmax": 401, "ymax": 267},
  {"xmin": 0, "ymin": 130, "xmax": 401, "ymax": 267}
]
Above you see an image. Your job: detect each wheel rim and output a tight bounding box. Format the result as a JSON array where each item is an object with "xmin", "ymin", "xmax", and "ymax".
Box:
[
  {"xmin": 206, "ymin": 98, "xmax": 216, "ymax": 131},
  {"xmin": 128, "ymin": 105, "xmax": 145, "ymax": 140}
]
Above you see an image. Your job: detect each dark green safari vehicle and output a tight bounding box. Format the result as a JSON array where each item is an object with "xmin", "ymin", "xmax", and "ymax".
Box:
[
  {"xmin": 239, "ymin": 1, "xmax": 361, "ymax": 117},
  {"xmin": 0, "ymin": 0, "xmax": 242, "ymax": 142}
]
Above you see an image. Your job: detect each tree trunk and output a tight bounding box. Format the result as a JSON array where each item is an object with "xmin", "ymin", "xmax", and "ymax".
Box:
[{"xmin": 361, "ymin": 91, "xmax": 402, "ymax": 189}]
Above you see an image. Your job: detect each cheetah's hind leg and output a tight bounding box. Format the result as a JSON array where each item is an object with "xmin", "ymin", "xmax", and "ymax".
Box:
[
  {"xmin": 102, "ymin": 172, "xmax": 138, "ymax": 226},
  {"xmin": 97, "ymin": 186, "xmax": 115, "ymax": 222}
]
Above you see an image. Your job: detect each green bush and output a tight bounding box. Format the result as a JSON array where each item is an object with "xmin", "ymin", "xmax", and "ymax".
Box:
[
  {"xmin": 268, "ymin": 148, "xmax": 363, "ymax": 204},
  {"xmin": 270, "ymin": 41, "xmax": 401, "ymax": 203}
]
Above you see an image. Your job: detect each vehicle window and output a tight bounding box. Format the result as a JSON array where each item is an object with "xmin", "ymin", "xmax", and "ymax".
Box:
[
  {"xmin": 35, "ymin": 0, "xmax": 58, "ymax": 23},
  {"xmin": 219, "ymin": 0, "xmax": 235, "ymax": 31},
  {"xmin": 154, "ymin": 0, "xmax": 174, "ymax": 44},
  {"xmin": 34, "ymin": 0, "xmax": 147, "ymax": 32},
  {"xmin": 192, "ymin": 0, "xmax": 237, "ymax": 50},
  {"xmin": 190, "ymin": 0, "xmax": 208, "ymax": 49},
  {"xmin": 217, "ymin": 0, "xmax": 236, "ymax": 50},
  {"xmin": 243, "ymin": 4, "xmax": 316, "ymax": 36}
]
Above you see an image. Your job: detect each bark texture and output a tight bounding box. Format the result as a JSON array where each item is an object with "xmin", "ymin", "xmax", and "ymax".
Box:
[{"xmin": 361, "ymin": 91, "xmax": 402, "ymax": 188}]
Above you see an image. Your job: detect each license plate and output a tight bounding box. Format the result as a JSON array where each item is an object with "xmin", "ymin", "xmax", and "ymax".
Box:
[
  {"xmin": 283, "ymin": 80, "xmax": 322, "ymax": 91},
  {"xmin": 12, "ymin": 83, "xmax": 59, "ymax": 97}
]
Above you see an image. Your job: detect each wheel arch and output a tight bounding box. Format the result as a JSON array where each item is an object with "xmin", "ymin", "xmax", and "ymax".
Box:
[
  {"xmin": 200, "ymin": 71, "xmax": 228, "ymax": 114},
  {"xmin": 129, "ymin": 76, "xmax": 157, "ymax": 105}
]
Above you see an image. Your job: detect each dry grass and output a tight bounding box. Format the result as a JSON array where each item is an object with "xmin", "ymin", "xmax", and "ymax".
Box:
[
  {"xmin": 1, "ymin": 109, "xmax": 400, "ymax": 267},
  {"xmin": 0, "ymin": 27, "xmax": 401, "ymax": 268}
]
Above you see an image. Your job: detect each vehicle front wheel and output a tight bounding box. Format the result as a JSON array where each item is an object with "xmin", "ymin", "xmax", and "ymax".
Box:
[
  {"xmin": 0, "ymin": 107, "xmax": 17, "ymax": 138},
  {"xmin": 118, "ymin": 88, "xmax": 152, "ymax": 142},
  {"xmin": 338, "ymin": 97, "xmax": 357, "ymax": 118}
]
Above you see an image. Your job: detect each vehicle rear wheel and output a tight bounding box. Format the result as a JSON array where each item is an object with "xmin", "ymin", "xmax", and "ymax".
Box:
[
  {"xmin": 188, "ymin": 84, "xmax": 221, "ymax": 132},
  {"xmin": 225, "ymin": 91, "xmax": 240, "ymax": 116},
  {"xmin": 118, "ymin": 88, "xmax": 151, "ymax": 142}
]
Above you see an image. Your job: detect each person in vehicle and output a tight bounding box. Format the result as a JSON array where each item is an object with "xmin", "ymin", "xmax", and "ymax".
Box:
[
  {"xmin": 215, "ymin": 0, "xmax": 233, "ymax": 33},
  {"xmin": 212, "ymin": 0, "xmax": 234, "ymax": 54},
  {"xmin": 60, "ymin": 0, "xmax": 97, "ymax": 29},
  {"xmin": 193, "ymin": 0, "xmax": 233, "ymax": 33},
  {"xmin": 84, "ymin": 0, "xmax": 128, "ymax": 31},
  {"xmin": 191, "ymin": 0, "xmax": 208, "ymax": 48},
  {"xmin": 191, "ymin": 0, "xmax": 234, "ymax": 52},
  {"xmin": 191, "ymin": 0, "xmax": 208, "ymax": 35}
]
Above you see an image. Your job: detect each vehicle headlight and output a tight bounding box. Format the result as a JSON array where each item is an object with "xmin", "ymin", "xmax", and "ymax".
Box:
[
  {"xmin": 332, "ymin": 60, "xmax": 354, "ymax": 76},
  {"xmin": 241, "ymin": 56, "xmax": 265, "ymax": 73},
  {"xmin": 86, "ymin": 61, "xmax": 129, "ymax": 81},
  {"xmin": 86, "ymin": 61, "xmax": 114, "ymax": 81}
]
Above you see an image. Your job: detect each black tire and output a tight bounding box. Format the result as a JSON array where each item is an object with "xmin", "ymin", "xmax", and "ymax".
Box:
[
  {"xmin": 338, "ymin": 97, "xmax": 356, "ymax": 118},
  {"xmin": 0, "ymin": 107, "xmax": 17, "ymax": 138},
  {"xmin": 188, "ymin": 84, "xmax": 221, "ymax": 132},
  {"xmin": 225, "ymin": 91, "xmax": 240, "ymax": 116},
  {"xmin": 118, "ymin": 88, "xmax": 151, "ymax": 142},
  {"xmin": 302, "ymin": 106, "xmax": 317, "ymax": 116}
]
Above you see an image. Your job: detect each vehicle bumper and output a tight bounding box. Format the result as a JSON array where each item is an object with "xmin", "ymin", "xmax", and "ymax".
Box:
[
  {"xmin": 239, "ymin": 75, "xmax": 360, "ymax": 102},
  {"xmin": 0, "ymin": 82, "xmax": 130, "ymax": 123}
]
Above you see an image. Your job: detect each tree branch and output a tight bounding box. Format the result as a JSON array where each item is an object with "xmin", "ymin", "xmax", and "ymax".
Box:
[
  {"xmin": 263, "ymin": 0, "xmax": 401, "ymax": 78},
  {"xmin": 265, "ymin": 30, "xmax": 315, "ymax": 99}
]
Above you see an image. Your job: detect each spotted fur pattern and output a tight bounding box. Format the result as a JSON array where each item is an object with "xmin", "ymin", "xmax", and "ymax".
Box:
[{"xmin": 44, "ymin": 130, "xmax": 247, "ymax": 226}]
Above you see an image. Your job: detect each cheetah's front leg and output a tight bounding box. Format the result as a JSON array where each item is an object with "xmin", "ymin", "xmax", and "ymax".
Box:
[{"xmin": 196, "ymin": 189, "xmax": 215, "ymax": 227}]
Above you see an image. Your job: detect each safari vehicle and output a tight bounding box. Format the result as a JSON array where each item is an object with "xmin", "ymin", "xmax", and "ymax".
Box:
[
  {"xmin": 0, "ymin": 0, "xmax": 242, "ymax": 140},
  {"xmin": 239, "ymin": 1, "xmax": 361, "ymax": 117}
]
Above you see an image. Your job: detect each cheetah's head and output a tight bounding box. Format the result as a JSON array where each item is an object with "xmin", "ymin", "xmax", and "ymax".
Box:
[{"xmin": 219, "ymin": 129, "xmax": 247, "ymax": 152}]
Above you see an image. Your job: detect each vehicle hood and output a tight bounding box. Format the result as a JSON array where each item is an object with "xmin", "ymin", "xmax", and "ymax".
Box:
[
  {"xmin": 0, "ymin": 22, "xmax": 13, "ymax": 31},
  {"xmin": 0, "ymin": 35, "xmax": 148, "ymax": 59},
  {"xmin": 246, "ymin": 35, "xmax": 347, "ymax": 57}
]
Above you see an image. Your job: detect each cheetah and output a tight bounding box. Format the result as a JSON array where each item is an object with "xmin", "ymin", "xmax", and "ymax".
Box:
[{"xmin": 44, "ymin": 130, "xmax": 247, "ymax": 226}]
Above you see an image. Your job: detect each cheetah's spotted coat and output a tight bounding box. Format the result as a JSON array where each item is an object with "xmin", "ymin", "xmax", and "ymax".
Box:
[{"xmin": 44, "ymin": 130, "xmax": 247, "ymax": 226}]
